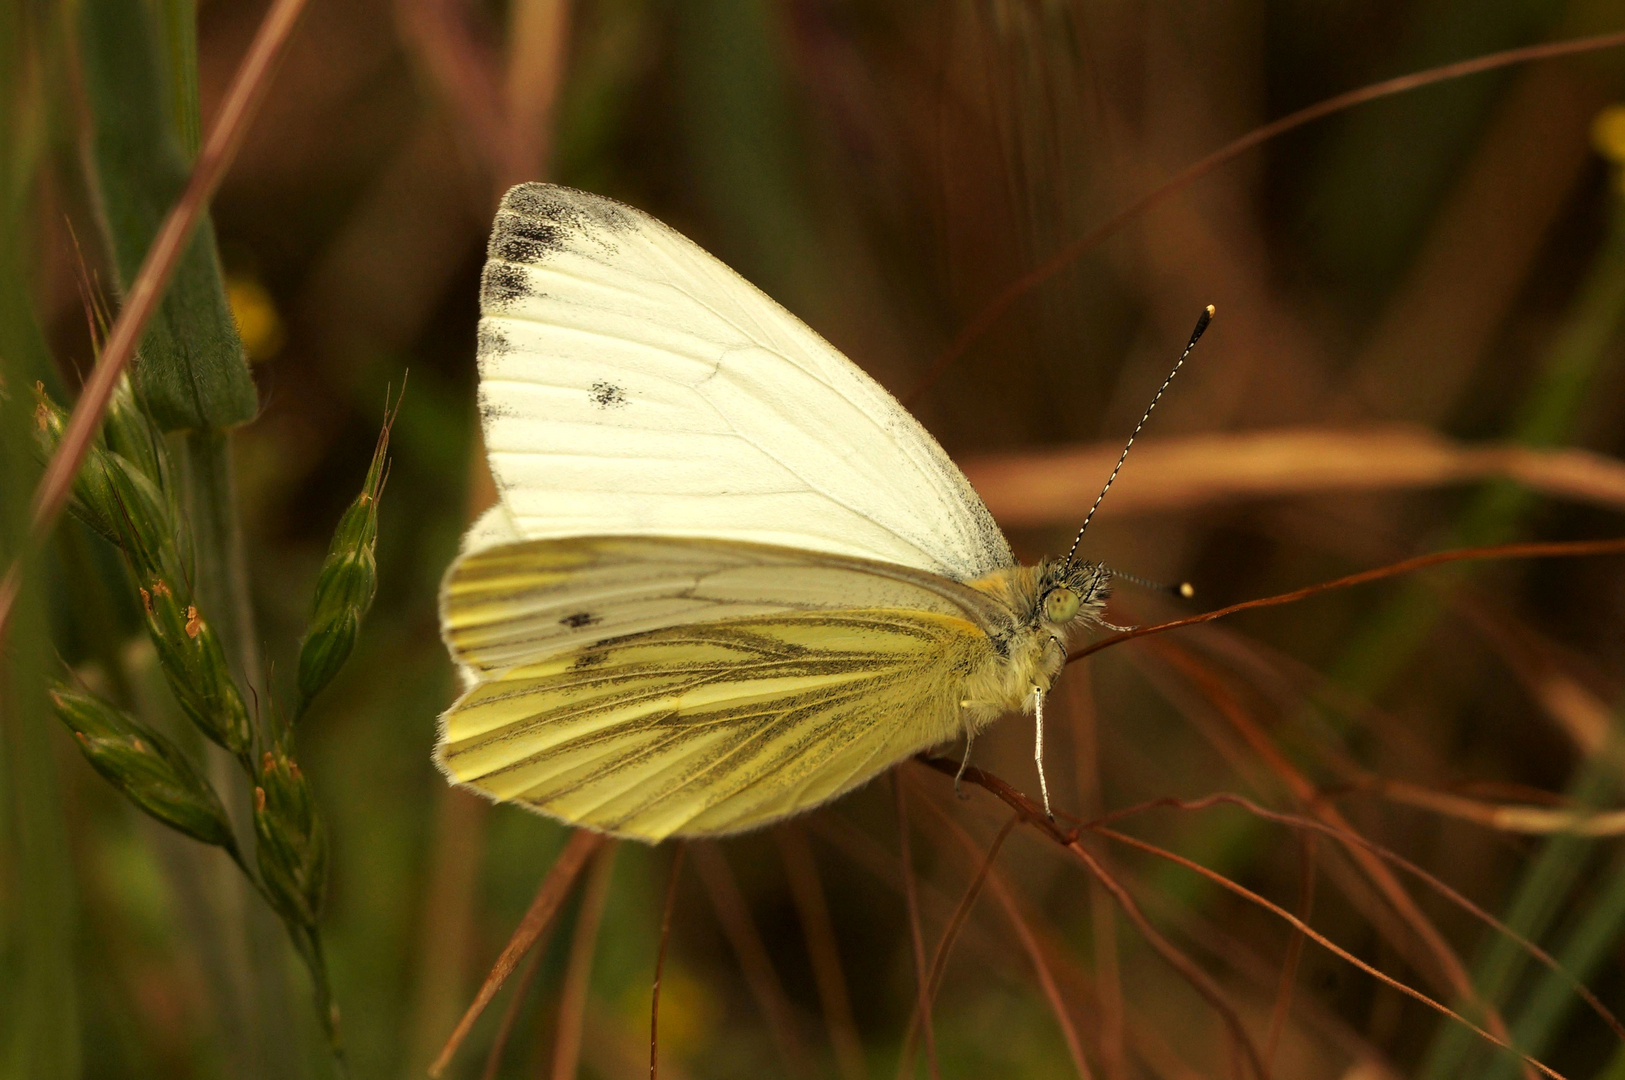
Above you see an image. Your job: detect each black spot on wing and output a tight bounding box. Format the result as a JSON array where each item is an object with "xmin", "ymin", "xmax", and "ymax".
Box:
[
  {"xmin": 589, "ymin": 381, "xmax": 628, "ymax": 409},
  {"xmin": 561, "ymin": 611, "xmax": 598, "ymax": 629}
]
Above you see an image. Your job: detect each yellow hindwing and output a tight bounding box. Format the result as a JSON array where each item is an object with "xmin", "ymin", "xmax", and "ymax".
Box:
[{"xmin": 437, "ymin": 609, "xmax": 992, "ymax": 841}]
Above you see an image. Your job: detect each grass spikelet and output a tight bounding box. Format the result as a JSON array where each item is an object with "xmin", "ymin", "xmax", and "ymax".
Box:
[
  {"xmin": 49, "ymin": 684, "xmax": 238, "ymax": 854},
  {"xmin": 252, "ymin": 745, "xmax": 330, "ymax": 930},
  {"xmin": 296, "ymin": 386, "xmax": 400, "ymax": 715}
]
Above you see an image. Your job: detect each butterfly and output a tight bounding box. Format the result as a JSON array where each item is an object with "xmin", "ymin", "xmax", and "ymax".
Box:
[{"xmin": 436, "ymin": 183, "xmax": 1208, "ymax": 842}]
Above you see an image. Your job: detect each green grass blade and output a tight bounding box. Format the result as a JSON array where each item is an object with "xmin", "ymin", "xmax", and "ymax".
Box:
[{"xmin": 78, "ymin": 0, "xmax": 256, "ymax": 432}]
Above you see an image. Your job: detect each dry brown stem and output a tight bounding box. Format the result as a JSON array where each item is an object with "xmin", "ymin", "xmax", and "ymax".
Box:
[
  {"xmin": 1070, "ymin": 536, "xmax": 1625, "ymax": 664},
  {"xmin": 893, "ymin": 774, "xmax": 941, "ymax": 1080},
  {"xmin": 550, "ymin": 840, "xmax": 618, "ymax": 1080},
  {"xmin": 906, "ymin": 29, "xmax": 1625, "ymax": 403},
  {"xmin": 692, "ymin": 842, "xmax": 813, "ymax": 1078},
  {"xmin": 962, "ymin": 427, "xmax": 1625, "ymax": 526},
  {"xmin": 429, "ymin": 828, "xmax": 602, "ymax": 1077},
  {"xmin": 775, "ymin": 824, "xmax": 866, "ymax": 1080},
  {"xmin": 651, "ymin": 842, "xmax": 686, "ymax": 1080},
  {"xmin": 913, "ymin": 794, "xmax": 1095, "ymax": 1079},
  {"xmin": 0, "ymin": 0, "xmax": 312, "ymax": 641}
]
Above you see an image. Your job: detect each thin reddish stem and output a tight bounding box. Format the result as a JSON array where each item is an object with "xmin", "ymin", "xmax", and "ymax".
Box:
[
  {"xmin": 551, "ymin": 840, "xmax": 619, "ymax": 1080},
  {"xmin": 894, "ymin": 772, "xmax": 940, "ymax": 1080},
  {"xmin": 693, "ymin": 842, "xmax": 812, "ymax": 1078},
  {"xmin": 1095, "ymin": 826, "xmax": 1567, "ymax": 1080},
  {"xmin": 912, "ymin": 794, "xmax": 1094, "ymax": 1080},
  {"xmin": 1087, "ymin": 790, "xmax": 1625, "ymax": 1044},
  {"xmin": 1266, "ymin": 835, "xmax": 1316, "ymax": 1068},
  {"xmin": 651, "ymin": 841, "xmax": 687, "ymax": 1080},
  {"xmin": 1070, "ymin": 536, "xmax": 1625, "ymax": 664},
  {"xmin": 912, "ymin": 761, "xmax": 1268, "ymax": 1078},
  {"xmin": 776, "ymin": 823, "xmax": 867, "ymax": 1080},
  {"xmin": 0, "ymin": 0, "xmax": 313, "ymax": 641},
  {"xmin": 430, "ymin": 829, "xmax": 602, "ymax": 1077},
  {"xmin": 479, "ymin": 928, "xmax": 549, "ymax": 1080},
  {"xmin": 905, "ymin": 29, "xmax": 1625, "ymax": 403},
  {"xmin": 895, "ymin": 814, "xmax": 1018, "ymax": 1078}
]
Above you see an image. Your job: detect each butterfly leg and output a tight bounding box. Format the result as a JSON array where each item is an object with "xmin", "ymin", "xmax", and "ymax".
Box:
[
  {"xmin": 954, "ymin": 728, "xmax": 976, "ymax": 799},
  {"xmin": 1033, "ymin": 687, "xmax": 1054, "ymax": 820}
]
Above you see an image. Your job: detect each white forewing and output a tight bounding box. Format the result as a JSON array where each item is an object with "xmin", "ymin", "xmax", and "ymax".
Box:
[{"xmin": 475, "ymin": 183, "xmax": 1013, "ymax": 581}]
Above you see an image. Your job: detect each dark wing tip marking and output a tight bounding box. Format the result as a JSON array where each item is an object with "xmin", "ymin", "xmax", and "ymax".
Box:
[
  {"xmin": 482, "ymin": 184, "xmax": 642, "ymax": 311},
  {"xmin": 476, "ymin": 323, "xmax": 512, "ymax": 366},
  {"xmin": 490, "ymin": 184, "xmax": 639, "ymax": 262},
  {"xmin": 477, "ymin": 387, "xmax": 516, "ymax": 423},
  {"xmin": 481, "ymin": 263, "xmax": 531, "ymax": 310}
]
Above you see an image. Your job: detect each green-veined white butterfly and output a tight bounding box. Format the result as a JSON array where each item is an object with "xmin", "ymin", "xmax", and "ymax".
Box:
[{"xmin": 436, "ymin": 183, "xmax": 1207, "ymax": 842}]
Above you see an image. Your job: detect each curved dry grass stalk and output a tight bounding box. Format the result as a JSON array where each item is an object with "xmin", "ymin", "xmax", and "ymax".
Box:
[
  {"xmin": 927, "ymin": 814, "xmax": 1018, "ymax": 1002},
  {"xmin": 0, "ymin": 0, "xmax": 312, "ymax": 643},
  {"xmin": 651, "ymin": 842, "xmax": 687, "ymax": 1080},
  {"xmin": 905, "ymin": 28, "xmax": 1625, "ymax": 403},
  {"xmin": 693, "ymin": 842, "xmax": 813, "ymax": 1078},
  {"xmin": 894, "ymin": 814, "xmax": 1018, "ymax": 1079},
  {"xmin": 775, "ymin": 824, "xmax": 866, "ymax": 1080},
  {"xmin": 912, "ymin": 795, "xmax": 1095, "ymax": 1080},
  {"xmin": 893, "ymin": 774, "xmax": 941, "ymax": 1080},
  {"xmin": 1148, "ymin": 641, "xmax": 1516, "ymax": 1056},
  {"xmin": 1266, "ymin": 835, "xmax": 1316, "ymax": 1070},
  {"xmin": 1065, "ymin": 833, "xmax": 1270, "ymax": 1079},
  {"xmin": 479, "ymin": 921, "xmax": 552, "ymax": 1080},
  {"xmin": 1070, "ymin": 536, "xmax": 1625, "ymax": 664},
  {"xmin": 1094, "ymin": 826, "xmax": 1569, "ymax": 1080},
  {"xmin": 549, "ymin": 840, "xmax": 618, "ymax": 1080},
  {"xmin": 429, "ymin": 828, "xmax": 602, "ymax": 1077},
  {"xmin": 962, "ymin": 427, "xmax": 1625, "ymax": 525},
  {"xmin": 916, "ymin": 758, "xmax": 1593, "ymax": 1080},
  {"xmin": 909, "ymin": 763, "xmax": 1270, "ymax": 1078},
  {"xmin": 1367, "ymin": 779, "xmax": 1625, "ymax": 837},
  {"xmin": 1075, "ymin": 791, "xmax": 1625, "ymax": 1046}
]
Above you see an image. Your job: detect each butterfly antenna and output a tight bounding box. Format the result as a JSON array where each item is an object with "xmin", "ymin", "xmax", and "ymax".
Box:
[
  {"xmin": 1064, "ymin": 304, "xmax": 1215, "ymax": 571},
  {"xmin": 1111, "ymin": 569, "xmax": 1195, "ymax": 599}
]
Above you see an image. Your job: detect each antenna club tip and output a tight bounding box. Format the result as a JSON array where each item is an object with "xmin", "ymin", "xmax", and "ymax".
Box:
[
  {"xmin": 1205, "ymin": 303, "xmax": 1216, "ymax": 317},
  {"xmin": 1178, "ymin": 581, "xmax": 1195, "ymax": 599}
]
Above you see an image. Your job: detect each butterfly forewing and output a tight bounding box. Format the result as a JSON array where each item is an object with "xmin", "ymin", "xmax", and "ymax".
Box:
[
  {"xmin": 441, "ymin": 534, "xmax": 1011, "ymax": 681},
  {"xmin": 475, "ymin": 184, "xmax": 1013, "ymax": 581}
]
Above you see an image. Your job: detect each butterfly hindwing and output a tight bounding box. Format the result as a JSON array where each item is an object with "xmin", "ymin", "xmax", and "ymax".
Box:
[{"xmin": 437, "ymin": 609, "xmax": 992, "ymax": 841}]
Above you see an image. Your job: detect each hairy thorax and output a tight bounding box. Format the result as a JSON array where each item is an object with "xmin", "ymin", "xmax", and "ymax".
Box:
[{"xmin": 956, "ymin": 558, "xmax": 1111, "ymax": 734}]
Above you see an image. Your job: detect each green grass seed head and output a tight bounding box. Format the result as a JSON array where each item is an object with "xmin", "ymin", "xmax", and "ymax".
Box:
[
  {"xmin": 50, "ymin": 685, "xmax": 237, "ymax": 852},
  {"xmin": 253, "ymin": 746, "xmax": 329, "ymax": 929},
  {"xmin": 139, "ymin": 577, "xmax": 253, "ymax": 762}
]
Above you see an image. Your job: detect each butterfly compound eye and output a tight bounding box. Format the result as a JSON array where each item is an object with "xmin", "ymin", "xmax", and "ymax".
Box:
[{"xmin": 1043, "ymin": 588, "xmax": 1081, "ymax": 623}]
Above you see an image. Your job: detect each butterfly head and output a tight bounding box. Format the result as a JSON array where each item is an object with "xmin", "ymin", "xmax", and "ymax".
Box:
[{"xmin": 1034, "ymin": 557, "xmax": 1111, "ymax": 633}]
